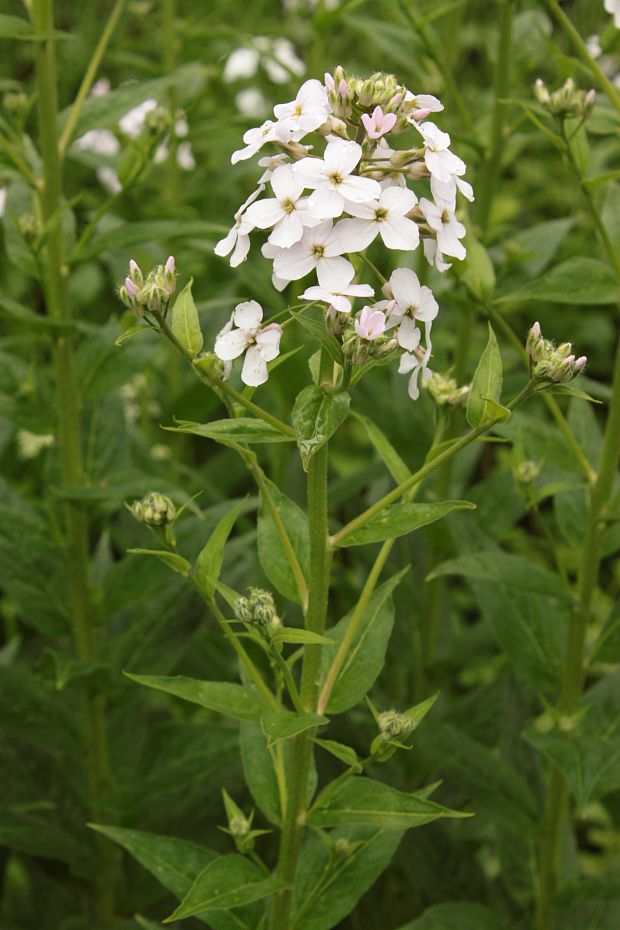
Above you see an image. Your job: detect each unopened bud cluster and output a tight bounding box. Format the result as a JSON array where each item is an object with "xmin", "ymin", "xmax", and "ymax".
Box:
[
  {"xmin": 234, "ymin": 587, "xmax": 281, "ymax": 632},
  {"xmin": 526, "ymin": 321, "xmax": 587, "ymax": 384},
  {"xmin": 535, "ymin": 78, "xmax": 596, "ymax": 120},
  {"xmin": 424, "ymin": 371, "xmax": 469, "ymax": 407},
  {"xmin": 514, "ymin": 460, "xmax": 541, "ymax": 485},
  {"xmin": 131, "ymin": 492, "xmax": 177, "ymax": 527},
  {"xmin": 377, "ymin": 709, "xmax": 414, "ymax": 741},
  {"xmin": 120, "ymin": 256, "xmax": 177, "ymax": 318},
  {"xmin": 342, "ymin": 308, "xmax": 397, "ymax": 366}
]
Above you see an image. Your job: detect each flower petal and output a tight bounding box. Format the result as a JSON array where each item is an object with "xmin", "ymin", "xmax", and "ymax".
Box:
[
  {"xmin": 233, "ymin": 299, "xmax": 263, "ymax": 330},
  {"xmin": 255, "ymin": 325, "xmax": 282, "ymax": 361},
  {"xmin": 380, "ymin": 215, "xmax": 420, "ymax": 251},
  {"xmin": 241, "ymin": 345, "xmax": 269, "ymax": 386},
  {"xmin": 245, "ymin": 197, "xmax": 285, "ymax": 229},
  {"xmin": 214, "ymin": 327, "xmax": 249, "ymax": 360}
]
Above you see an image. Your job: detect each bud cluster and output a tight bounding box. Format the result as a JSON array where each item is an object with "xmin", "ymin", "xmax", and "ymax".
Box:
[
  {"xmin": 424, "ymin": 371, "xmax": 470, "ymax": 407},
  {"xmin": 131, "ymin": 492, "xmax": 177, "ymax": 527},
  {"xmin": 535, "ymin": 78, "xmax": 596, "ymax": 120},
  {"xmin": 526, "ymin": 321, "xmax": 587, "ymax": 384},
  {"xmin": 234, "ymin": 587, "xmax": 281, "ymax": 632},
  {"xmin": 377, "ymin": 709, "xmax": 415, "ymax": 741},
  {"xmin": 120, "ymin": 256, "xmax": 177, "ymax": 318},
  {"xmin": 341, "ymin": 307, "xmax": 396, "ymax": 366}
]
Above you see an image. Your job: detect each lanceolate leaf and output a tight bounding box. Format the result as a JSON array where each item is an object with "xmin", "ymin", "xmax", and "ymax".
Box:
[
  {"xmin": 261, "ymin": 710, "xmax": 328, "ymax": 747},
  {"xmin": 466, "ymin": 324, "xmax": 503, "ymax": 428},
  {"xmin": 165, "ymin": 855, "xmax": 285, "ymax": 920},
  {"xmin": 195, "ymin": 498, "xmax": 247, "ymax": 599},
  {"xmin": 127, "ymin": 549, "xmax": 190, "ymax": 576},
  {"xmin": 322, "ymin": 570, "xmax": 407, "ymax": 714},
  {"xmin": 292, "ymin": 386, "xmax": 351, "ymax": 470},
  {"xmin": 308, "ymin": 778, "xmax": 469, "ymax": 829},
  {"xmin": 166, "ymin": 418, "xmax": 294, "ymax": 444},
  {"xmin": 171, "ymin": 279, "xmax": 203, "ymax": 358},
  {"xmin": 496, "ymin": 256, "xmax": 620, "ymax": 305},
  {"xmin": 336, "ymin": 500, "xmax": 476, "ymax": 547},
  {"xmin": 427, "ymin": 550, "xmax": 572, "ymax": 602},
  {"xmin": 257, "ymin": 480, "xmax": 309, "ymax": 604},
  {"xmin": 351, "ymin": 411, "xmax": 411, "ymax": 484},
  {"xmin": 124, "ymin": 674, "xmax": 267, "ymax": 721}
]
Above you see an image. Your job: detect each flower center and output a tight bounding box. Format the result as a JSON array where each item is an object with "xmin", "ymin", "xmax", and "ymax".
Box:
[
  {"xmin": 283, "ymin": 199, "xmax": 296, "ymax": 213},
  {"xmin": 374, "ymin": 207, "xmax": 388, "ymax": 222},
  {"xmin": 328, "ymin": 172, "xmax": 343, "ymax": 187},
  {"xmin": 312, "ymin": 244, "xmax": 325, "ymax": 259},
  {"xmin": 441, "ymin": 209, "xmax": 450, "ymax": 224},
  {"xmin": 294, "ymin": 103, "xmax": 303, "ymax": 116}
]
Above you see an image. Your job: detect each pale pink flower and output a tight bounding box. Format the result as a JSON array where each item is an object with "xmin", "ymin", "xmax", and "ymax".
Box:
[
  {"xmin": 361, "ymin": 106, "xmax": 397, "ymax": 140},
  {"xmin": 214, "ymin": 301, "xmax": 282, "ymax": 387},
  {"xmin": 355, "ymin": 306, "xmax": 386, "ymax": 340}
]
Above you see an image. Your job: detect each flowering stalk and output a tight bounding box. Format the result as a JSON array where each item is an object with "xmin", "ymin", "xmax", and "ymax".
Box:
[{"xmin": 32, "ymin": 0, "xmax": 114, "ymax": 922}]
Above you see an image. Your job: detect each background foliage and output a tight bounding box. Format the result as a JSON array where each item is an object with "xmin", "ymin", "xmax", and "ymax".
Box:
[{"xmin": 1, "ymin": 1, "xmax": 620, "ymax": 928}]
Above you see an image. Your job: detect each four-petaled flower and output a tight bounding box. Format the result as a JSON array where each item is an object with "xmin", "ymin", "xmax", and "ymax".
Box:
[
  {"xmin": 414, "ymin": 121, "xmax": 465, "ymax": 183},
  {"xmin": 419, "ymin": 197, "xmax": 466, "ymax": 261},
  {"xmin": 273, "ymin": 220, "xmax": 354, "ymax": 285},
  {"xmin": 294, "ymin": 140, "xmax": 381, "ymax": 219},
  {"xmin": 355, "ymin": 306, "xmax": 386, "ymax": 340},
  {"xmin": 214, "ymin": 185, "xmax": 265, "ymax": 267},
  {"xmin": 273, "ymin": 78, "xmax": 330, "ymax": 135},
  {"xmin": 362, "ymin": 106, "xmax": 397, "ymax": 140},
  {"xmin": 385, "ymin": 267, "xmax": 438, "ymax": 351},
  {"xmin": 336, "ymin": 187, "xmax": 420, "ymax": 252},
  {"xmin": 245, "ymin": 165, "xmax": 319, "ymax": 248},
  {"xmin": 215, "ymin": 301, "xmax": 282, "ymax": 386},
  {"xmin": 300, "ymin": 266, "xmax": 374, "ymax": 313}
]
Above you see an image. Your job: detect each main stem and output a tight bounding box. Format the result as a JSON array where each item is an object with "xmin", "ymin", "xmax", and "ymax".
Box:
[
  {"xmin": 271, "ymin": 355, "xmax": 332, "ymax": 930},
  {"xmin": 33, "ymin": 1, "xmax": 114, "ymax": 922}
]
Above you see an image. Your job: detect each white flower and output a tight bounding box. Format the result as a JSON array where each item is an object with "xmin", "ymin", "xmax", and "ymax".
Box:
[
  {"xmin": 604, "ymin": 0, "xmax": 620, "ymax": 28},
  {"xmin": 404, "ymin": 91, "xmax": 443, "ymax": 120},
  {"xmin": 294, "ymin": 140, "xmax": 381, "ymax": 218},
  {"xmin": 236, "ymin": 87, "xmax": 270, "ymax": 118},
  {"xmin": 398, "ymin": 333, "xmax": 433, "ymax": 400},
  {"xmin": 355, "ymin": 306, "xmax": 386, "ymax": 340},
  {"xmin": 414, "ymin": 121, "xmax": 466, "ymax": 183},
  {"xmin": 245, "ymin": 165, "xmax": 319, "ymax": 248},
  {"xmin": 385, "ymin": 267, "xmax": 438, "ymax": 350},
  {"xmin": 423, "ymin": 237, "xmax": 452, "ymax": 273},
  {"xmin": 73, "ymin": 128, "xmax": 120, "ymax": 156},
  {"xmin": 91, "ymin": 77, "xmax": 111, "ymax": 97},
  {"xmin": 300, "ymin": 266, "xmax": 374, "ymax": 313},
  {"xmin": 430, "ymin": 173, "xmax": 474, "ymax": 211},
  {"xmin": 214, "ymin": 301, "xmax": 282, "ymax": 386},
  {"xmin": 258, "ymin": 153, "xmax": 290, "ymax": 183},
  {"xmin": 259, "ymin": 37, "xmax": 306, "ymax": 84},
  {"xmin": 273, "ymin": 79, "xmax": 329, "ymax": 135},
  {"xmin": 224, "ymin": 48, "xmax": 260, "ymax": 82},
  {"xmin": 177, "ymin": 141, "xmax": 196, "ymax": 171},
  {"xmin": 97, "ymin": 166, "xmax": 122, "ymax": 194},
  {"xmin": 232, "ymin": 120, "xmax": 283, "ymax": 165},
  {"xmin": 119, "ymin": 99, "xmax": 157, "ymax": 138},
  {"xmin": 419, "ymin": 197, "xmax": 466, "ymax": 260},
  {"xmin": 335, "ymin": 186, "xmax": 420, "ymax": 252},
  {"xmin": 273, "ymin": 220, "xmax": 353, "ymax": 286},
  {"xmin": 586, "ymin": 34, "xmax": 602, "ymax": 58},
  {"xmin": 214, "ymin": 185, "xmax": 265, "ymax": 267}
]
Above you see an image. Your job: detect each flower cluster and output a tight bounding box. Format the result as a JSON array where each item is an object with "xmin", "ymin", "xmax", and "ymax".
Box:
[
  {"xmin": 535, "ymin": 77, "xmax": 596, "ymax": 120},
  {"xmin": 526, "ymin": 321, "xmax": 587, "ymax": 383},
  {"xmin": 214, "ymin": 67, "xmax": 472, "ymax": 396},
  {"xmin": 131, "ymin": 492, "xmax": 177, "ymax": 527},
  {"xmin": 234, "ymin": 587, "xmax": 281, "ymax": 632},
  {"xmin": 120, "ymin": 256, "xmax": 177, "ymax": 317}
]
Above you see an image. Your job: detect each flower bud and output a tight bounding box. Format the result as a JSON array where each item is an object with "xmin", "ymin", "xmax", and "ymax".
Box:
[
  {"xmin": 234, "ymin": 587, "xmax": 281, "ymax": 632},
  {"xmin": 537, "ymin": 76, "xmax": 596, "ymax": 119},
  {"xmin": 425, "ymin": 371, "xmax": 469, "ymax": 407},
  {"xmin": 377, "ymin": 709, "xmax": 414, "ymax": 741},
  {"xmin": 514, "ymin": 460, "xmax": 541, "ymax": 484},
  {"xmin": 131, "ymin": 492, "xmax": 177, "ymax": 527},
  {"xmin": 529, "ymin": 326, "xmax": 587, "ymax": 383},
  {"xmin": 128, "ymin": 259, "xmax": 144, "ymax": 287},
  {"xmin": 526, "ymin": 321, "xmax": 545, "ymax": 361}
]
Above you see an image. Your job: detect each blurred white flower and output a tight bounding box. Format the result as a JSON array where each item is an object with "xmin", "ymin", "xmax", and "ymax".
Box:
[
  {"xmin": 73, "ymin": 128, "xmax": 120, "ymax": 156},
  {"xmin": 604, "ymin": 0, "xmax": 620, "ymax": 28},
  {"xmin": 119, "ymin": 99, "xmax": 158, "ymax": 138},
  {"xmin": 236, "ymin": 87, "xmax": 270, "ymax": 118},
  {"xmin": 97, "ymin": 166, "xmax": 122, "ymax": 194},
  {"xmin": 17, "ymin": 430, "xmax": 54, "ymax": 460},
  {"xmin": 224, "ymin": 37, "xmax": 305, "ymax": 85},
  {"xmin": 0, "ymin": 187, "xmax": 6, "ymax": 217}
]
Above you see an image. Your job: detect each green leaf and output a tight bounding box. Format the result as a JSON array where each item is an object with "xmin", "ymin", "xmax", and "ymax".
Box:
[
  {"xmin": 272, "ymin": 628, "xmax": 335, "ymax": 646},
  {"xmin": 89, "ymin": 825, "xmax": 217, "ymax": 899},
  {"xmin": 336, "ymin": 500, "xmax": 475, "ymax": 547},
  {"xmin": 114, "ymin": 323, "xmax": 150, "ymax": 346},
  {"xmin": 166, "ymin": 418, "xmax": 294, "ymax": 444},
  {"xmin": 0, "ymin": 14, "xmax": 68, "ymax": 41},
  {"xmin": 308, "ymin": 777, "xmax": 469, "ymax": 829},
  {"xmin": 496, "ymin": 256, "xmax": 620, "ymax": 305},
  {"xmin": 427, "ymin": 551, "xmax": 572, "ymax": 602},
  {"xmin": 457, "ymin": 236, "xmax": 495, "ymax": 300},
  {"xmin": 293, "ymin": 827, "xmax": 402, "ymax": 930},
  {"xmin": 124, "ymin": 674, "xmax": 267, "ymax": 722},
  {"xmin": 293, "ymin": 313, "xmax": 344, "ymax": 365},
  {"xmin": 240, "ymin": 721, "xmax": 282, "ymax": 826},
  {"xmin": 261, "ymin": 710, "xmax": 328, "ymax": 747},
  {"xmin": 322, "ymin": 570, "xmax": 407, "ymax": 713},
  {"xmin": 292, "ymin": 386, "xmax": 351, "ymax": 470},
  {"xmin": 257, "ymin": 480, "xmax": 309, "ymax": 604},
  {"xmin": 313, "ymin": 738, "xmax": 362, "ymax": 770},
  {"xmin": 466, "ymin": 324, "xmax": 503, "ymax": 428},
  {"xmin": 127, "ymin": 548, "xmax": 190, "ymax": 577},
  {"xmin": 507, "ymin": 217, "xmax": 574, "ymax": 276},
  {"xmin": 171, "ymin": 279, "xmax": 203, "ymax": 358},
  {"xmin": 351, "ymin": 411, "xmax": 411, "ymax": 484},
  {"xmin": 195, "ymin": 498, "xmax": 247, "ymax": 599},
  {"xmin": 402, "ymin": 693, "xmax": 439, "ymax": 729},
  {"xmin": 165, "ymin": 855, "xmax": 285, "ymax": 920},
  {"xmin": 535, "ymin": 382, "xmax": 602, "ymax": 404},
  {"xmin": 396, "ymin": 902, "xmax": 502, "ymax": 930},
  {"xmin": 75, "ymin": 220, "xmax": 225, "ymax": 262}
]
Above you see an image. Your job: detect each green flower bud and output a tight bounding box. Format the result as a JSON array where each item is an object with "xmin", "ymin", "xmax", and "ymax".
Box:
[
  {"xmin": 131, "ymin": 492, "xmax": 176, "ymax": 527},
  {"xmin": 377, "ymin": 709, "xmax": 414, "ymax": 741},
  {"xmin": 424, "ymin": 371, "xmax": 469, "ymax": 407}
]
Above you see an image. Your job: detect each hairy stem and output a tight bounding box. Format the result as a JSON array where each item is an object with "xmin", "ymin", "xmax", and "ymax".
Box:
[
  {"xmin": 271, "ymin": 352, "xmax": 332, "ymax": 930},
  {"xmin": 32, "ymin": 0, "xmax": 114, "ymax": 922}
]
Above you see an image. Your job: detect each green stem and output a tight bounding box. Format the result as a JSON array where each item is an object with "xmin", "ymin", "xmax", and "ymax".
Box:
[
  {"xmin": 546, "ymin": 0, "xmax": 620, "ymax": 117},
  {"xmin": 32, "ymin": 0, "xmax": 114, "ymax": 922},
  {"xmin": 57, "ymin": 0, "xmax": 125, "ymax": 157},
  {"xmin": 476, "ymin": 0, "xmax": 514, "ymax": 232},
  {"xmin": 271, "ymin": 353, "xmax": 332, "ymax": 930}
]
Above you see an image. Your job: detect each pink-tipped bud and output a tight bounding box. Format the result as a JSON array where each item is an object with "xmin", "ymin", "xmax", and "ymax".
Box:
[
  {"xmin": 338, "ymin": 79, "xmax": 350, "ymax": 98},
  {"xmin": 585, "ymin": 89, "xmax": 596, "ymax": 106},
  {"xmin": 129, "ymin": 259, "xmax": 139, "ymax": 275},
  {"xmin": 325, "ymin": 72, "xmax": 335, "ymax": 93},
  {"xmin": 565, "ymin": 354, "xmax": 575, "ymax": 365},
  {"xmin": 165, "ymin": 255, "xmax": 175, "ymax": 274},
  {"xmin": 125, "ymin": 277, "xmax": 137, "ymax": 299},
  {"xmin": 532, "ymin": 321, "xmax": 541, "ymax": 337},
  {"xmin": 575, "ymin": 355, "xmax": 587, "ymax": 370},
  {"xmin": 388, "ymin": 92, "xmax": 403, "ymax": 109}
]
